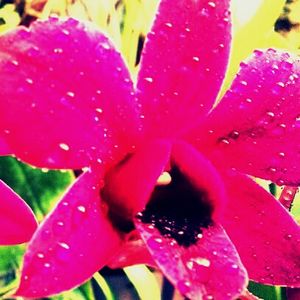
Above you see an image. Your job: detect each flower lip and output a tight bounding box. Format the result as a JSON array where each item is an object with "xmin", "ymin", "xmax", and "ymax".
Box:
[{"xmin": 136, "ymin": 165, "xmax": 213, "ymax": 248}]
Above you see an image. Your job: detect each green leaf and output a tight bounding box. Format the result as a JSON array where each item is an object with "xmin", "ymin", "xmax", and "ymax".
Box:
[
  {"xmin": 0, "ymin": 156, "xmax": 74, "ymax": 295},
  {"xmin": 0, "ymin": 156, "xmax": 74, "ymax": 220},
  {"xmin": 248, "ymin": 281, "xmax": 286, "ymax": 300}
]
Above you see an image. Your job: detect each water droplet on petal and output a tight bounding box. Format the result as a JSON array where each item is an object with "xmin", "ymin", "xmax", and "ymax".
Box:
[
  {"xmin": 59, "ymin": 143, "xmax": 70, "ymax": 151},
  {"xmin": 53, "ymin": 48, "xmax": 63, "ymax": 54},
  {"xmin": 285, "ymin": 234, "xmax": 292, "ymax": 240},
  {"xmin": 144, "ymin": 77, "xmax": 153, "ymax": 83},
  {"xmin": 208, "ymin": 1, "xmax": 216, "ymax": 8},
  {"xmin": 26, "ymin": 78, "xmax": 33, "ymax": 85},
  {"xmin": 77, "ymin": 205, "xmax": 86, "ymax": 213},
  {"xmin": 37, "ymin": 252, "xmax": 45, "ymax": 259},
  {"xmin": 66, "ymin": 91, "xmax": 75, "ymax": 98},
  {"xmin": 58, "ymin": 242, "xmax": 70, "ymax": 250},
  {"xmin": 177, "ymin": 280, "xmax": 191, "ymax": 295},
  {"xmin": 148, "ymin": 236, "xmax": 164, "ymax": 250}
]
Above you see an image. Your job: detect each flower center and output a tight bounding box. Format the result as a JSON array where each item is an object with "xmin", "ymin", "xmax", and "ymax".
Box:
[{"xmin": 137, "ymin": 166, "xmax": 213, "ymax": 247}]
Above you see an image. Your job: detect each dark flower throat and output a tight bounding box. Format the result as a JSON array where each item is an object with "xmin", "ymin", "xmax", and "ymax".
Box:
[{"xmin": 137, "ymin": 167, "xmax": 213, "ymax": 247}]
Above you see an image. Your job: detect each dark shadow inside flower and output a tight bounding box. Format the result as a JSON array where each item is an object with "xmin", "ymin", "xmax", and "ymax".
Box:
[
  {"xmin": 137, "ymin": 167, "xmax": 213, "ymax": 248},
  {"xmin": 102, "ymin": 152, "xmax": 214, "ymax": 248}
]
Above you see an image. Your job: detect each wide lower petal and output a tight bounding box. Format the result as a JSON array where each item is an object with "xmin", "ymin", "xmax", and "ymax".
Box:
[
  {"xmin": 15, "ymin": 170, "xmax": 121, "ymax": 298},
  {"xmin": 137, "ymin": 0, "xmax": 231, "ymax": 138},
  {"xmin": 186, "ymin": 50, "xmax": 300, "ymax": 186},
  {"xmin": 0, "ymin": 18, "xmax": 140, "ymax": 169},
  {"xmin": 222, "ymin": 170, "xmax": 300, "ymax": 286},
  {"xmin": 0, "ymin": 180, "xmax": 37, "ymax": 245},
  {"xmin": 135, "ymin": 219, "xmax": 248, "ymax": 300}
]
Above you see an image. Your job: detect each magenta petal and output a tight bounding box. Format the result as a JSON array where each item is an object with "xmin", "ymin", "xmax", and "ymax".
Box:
[
  {"xmin": 135, "ymin": 219, "xmax": 248, "ymax": 300},
  {"xmin": 103, "ymin": 140, "xmax": 171, "ymax": 216},
  {"xmin": 0, "ymin": 18, "xmax": 140, "ymax": 169},
  {"xmin": 222, "ymin": 170, "xmax": 300, "ymax": 286},
  {"xmin": 0, "ymin": 180, "xmax": 37, "ymax": 245},
  {"xmin": 15, "ymin": 170, "xmax": 121, "ymax": 298},
  {"xmin": 137, "ymin": 0, "xmax": 231, "ymax": 138},
  {"xmin": 0, "ymin": 137, "xmax": 11, "ymax": 155},
  {"xmin": 171, "ymin": 141, "xmax": 227, "ymax": 222},
  {"xmin": 107, "ymin": 231, "xmax": 155, "ymax": 269},
  {"xmin": 187, "ymin": 50, "xmax": 300, "ymax": 185}
]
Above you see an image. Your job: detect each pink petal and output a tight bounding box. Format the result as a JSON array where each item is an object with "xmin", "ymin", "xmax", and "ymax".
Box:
[
  {"xmin": 107, "ymin": 230, "xmax": 156, "ymax": 269},
  {"xmin": 0, "ymin": 180, "xmax": 37, "ymax": 245},
  {"xmin": 0, "ymin": 18, "xmax": 140, "ymax": 169},
  {"xmin": 137, "ymin": 0, "xmax": 231, "ymax": 138},
  {"xmin": 135, "ymin": 219, "xmax": 248, "ymax": 300},
  {"xmin": 221, "ymin": 169, "xmax": 300, "ymax": 286},
  {"xmin": 171, "ymin": 141, "xmax": 227, "ymax": 222},
  {"xmin": 187, "ymin": 49, "xmax": 300, "ymax": 186},
  {"xmin": 15, "ymin": 170, "xmax": 121, "ymax": 298},
  {"xmin": 0, "ymin": 137, "xmax": 11, "ymax": 155},
  {"xmin": 102, "ymin": 140, "xmax": 171, "ymax": 216}
]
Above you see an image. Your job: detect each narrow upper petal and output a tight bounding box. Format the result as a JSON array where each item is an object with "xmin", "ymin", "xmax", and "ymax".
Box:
[
  {"xmin": 15, "ymin": 170, "xmax": 121, "ymax": 298},
  {"xmin": 221, "ymin": 169, "xmax": 300, "ymax": 287},
  {"xmin": 0, "ymin": 17, "xmax": 140, "ymax": 169},
  {"xmin": 171, "ymin": 141, "xmax": 227, "ymax": 222},
  {"xmin": 102, "ymin": 140, "xmax": 171, "ymax": 218},
  {"xmin": 137, "ymin": 0, "xmax": 231, "ymax": 138},
  {"xmin": 135, "ymin": 219, "xmax": 248, "ymax": 300},
  {"xmin": 0, "ymin": 180, "xmax": 37, "ymax": 245},
  {"xmin": 186, "ymin": 49, "xmax": 300, "ymax": 186}
]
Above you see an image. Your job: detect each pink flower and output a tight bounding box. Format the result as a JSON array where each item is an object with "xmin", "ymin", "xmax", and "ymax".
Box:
[
  {"xmin": 0, "ymin": 180, "xmax": 37, "ymax": 245},
  {"xmin": 0, "ymin": 0, "xmax": 300, "ymax": 298}
]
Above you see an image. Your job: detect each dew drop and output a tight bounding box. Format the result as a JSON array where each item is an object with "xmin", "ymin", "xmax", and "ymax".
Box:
[
  {"xmin": 58, "ymin": 242, "xmax": 70, "ymax": 250},
  {"xmin": 53, "ymin": 48, "xmax": 63, "ymax": 54},
  {"xmin": 177, "ymin": 280, "xmax": 191, "ymax": 295},
  {"xmin": 77, "ymin": 205, "xmax": 86, "ymax": 213},
  {"xmin": 208, "ymin": 1, "xmax": 216, "ymax": 8},
  {"xmin": 11, "ymin": 60, "xmax": 19, "ymax": 66},
  {"xmin": 186, "ymin": 257, "xmax": 211, "ymax": 270},
  {"xmin": 285, "ymin": 234, "xmax": 292, "ymax": 240},
  {"xmin": 66, "ymin": 91, "xmax": 75, "ymax": 98},
  {"xmin": 44, "ymin": 262, "xmax": 51, "ymax": 268},
  {"xmin": 62, "ymin": 29, "xmax": 70, "ymax": 35},
  {"xmin": 192, "ymin": 56, "xmax": 200, "ymax": 62},
  {"xmin": 59, "ymin": 143, "xmax": 70, "ymax": 151},
  {"xmin": 165, "ymin": 22, "xmax": 173, "ymax": 28},
  {"xmin": 26, "ymin": 78, "xmax": 33, "ymax": 85},
  {"xmin": 148, "ymin": 236, "xmax": 164, "ymax": 250},
  {"xmin": 37, "ymin": 252, "xmax": 45, "ymax": 259},
  {"xmin": 219, "ymin": 138, "xmax": 230, "ymax": 145},
  {"xmin": 144, "ymin": 77, "xmax": 154, "ymax": 83},
  {"xmin": 277, "ymin": 81, "xmax": 285, "ymax": 88}
]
